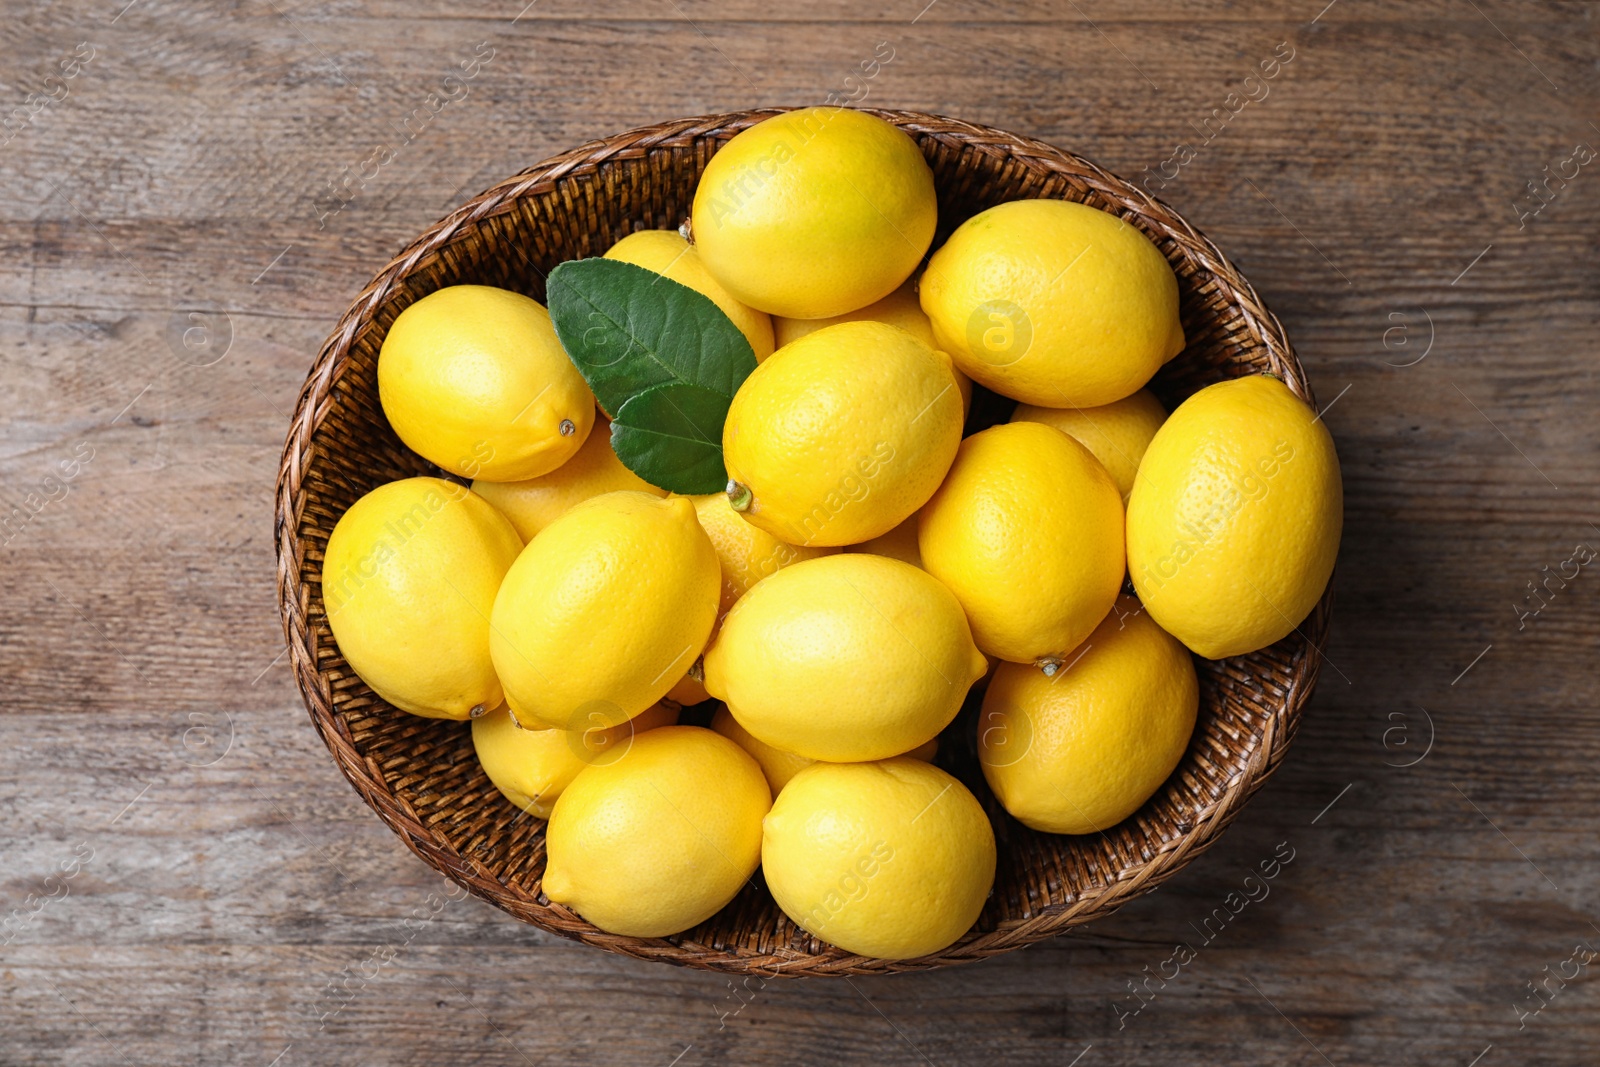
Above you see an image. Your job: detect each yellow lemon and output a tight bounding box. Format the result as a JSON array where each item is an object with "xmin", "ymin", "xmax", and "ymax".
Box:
[
  {"xmin": 1127, "ymin": 374, "xmax": 1342, "ymax": 659},
  {"xmin": 604, "ymin": 229, "xmax": 776, "ymax": 362},
  {"xmin": 323, "ymin": 478, "xmax": 521, "ymax": 719},
  {"xmin": 690, "ymin": 491, "xmax": 835, "ymax": 617},
  {"xmin": 723, "ymin": 321, "xmax": 963, "ymax": 547},
  {"xmin": 920, "ymin": 199, "xmax": 1184, "ymax": 407},
  {"xmin": 919, "ymin": 422, "xmax": 1124, "ymax": 664},
  {"xmin": 490, "ymin": 491, "xmax": 720, "ymax": 729},
  {"xmin": 762, "ymin": 759, "xmax": 995, "ymax": 959},
  {"xmin": 844, "ymin": 512, "xmax": 922, "ymax": 568},
  {"xmin": 666, "ymin": 669, "xmax": 711, "ymax": 707},
  {"xmin": 378, "ymin": 285, "xmax": 596, "ymax": 480},
  {"xmin": 773, "ymin": 280, "xmax": 972, "ymax": 416},
  {"xmin": 1011, "ymin": 388, "xmax": 1167, "ymax": 500},
  {"xmin": 703, "ymin": 554, "xmax": 986, "ymax": 762},
  {"xmin": 543, "ymin": 726, "xmax": 770, "ymax": 937},
  {"xmin": 471, "ymin": 416, "xmax": 664, "ymax": 541},
  {"xmin": 472, "ymin": 701, "xmax": 679, "ymax": 819},
  {"xmin": 691, "ymin": 107, "xmax": 937, "ymax": 318},
  {"xmin": 979, "ymin": 598, "xmax": 1197, "ymax": 834},
  {"xmin": 711, "ymin": 705, "xmax": 944, "ymax": 796},
  {"xmin": 710, "ymin": 705, "xmax": 815, "ymax": 795}
]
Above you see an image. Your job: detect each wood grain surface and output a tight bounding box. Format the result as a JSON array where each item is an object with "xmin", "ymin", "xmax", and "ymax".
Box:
[{"xmin": 3, "ymin": 1, "xmax": 1597, "ymax": 1064}]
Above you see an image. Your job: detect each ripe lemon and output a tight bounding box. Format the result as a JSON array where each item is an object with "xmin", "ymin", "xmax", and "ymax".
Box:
[
  {"xmin": 711, "ymin": 705, "xmax": 939, "ymax": 796},
  {"xmin": 378, "ymin": 285, "xmax": 596, "ymax": 480},
  {"xmin": 472, "ymin": 701, "xmax": 678, "ymax": 819},
  {"xmin": 702, "ymin": 554, "xmax": 986, "ymax": 762},
  {"xmin": 323, "ymin": 478, "xmax": 521, "ymax": 719},
  {"xmin": 844, "ymin": 512, "xmax": 922, "ymax": 567},
  {"xmin": 920, "ymin": 199, "xmax": 1184, "ymax": 407},
  {"xmin": 711, "ymin": 705, "xmax": 815, "ymax": 795},
  {"xmin": 691, "ymin": 107, "xmax": 937, "ymax": 318},
  {"xmin": 1127, "ymin": 374, "xmax": 1342, "ymax": 659},
  {"xmin": 1011, "ymin": 388, "xmax": 1167, "ymax": 500},
  {"xmin": 666, "ymin": 667, "xmax": 710, "ymax": 706},
  {"xmin": 919, "ymin": 422, "xmax": 1125, "ymax": 664},
  {"xmin": 979, "ymin": 598, "xmax": 1197, "ymax": 834},
  {"xmin": 773, "ymin": 280, "xmax": 972, "ymax": 416},
  {"xmin": 543, "ymin": 726, "xmax": 770, "ymax": 937},
  {"xmin": 604, "ymin": 229, "xmax": 776, "ymax": 362},
  {"xmin": 690, "ymin": 491, "xmax": 834, "ymax": 617},
  {"xmin": 471, "ymin": 417, "xmax": 664, "ymax": 541},
  {"xmin": 762, "ymin": 759, "xmax": 995, "ymax": 959},
  {"xmin": 723, "ymin": 321, "xmax": 963, "ymax": 547},
  {"xmin": 490, "ymin": 491, "xmax": 720, "ymax": 729}
]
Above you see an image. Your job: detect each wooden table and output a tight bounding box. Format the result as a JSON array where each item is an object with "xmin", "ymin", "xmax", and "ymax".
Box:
[{"xmin": 4, "ymin": 1, "xmax": 1597, "ymax": 1063}]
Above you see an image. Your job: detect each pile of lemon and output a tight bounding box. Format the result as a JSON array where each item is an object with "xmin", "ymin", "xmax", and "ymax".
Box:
[{"xmin": 322, "ymin": 108, "xmax": 1341, "ymax": 960}]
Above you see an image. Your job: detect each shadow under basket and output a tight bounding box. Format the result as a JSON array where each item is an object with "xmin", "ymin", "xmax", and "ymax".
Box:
[{"xmin": 274, "ymin": 108, "xmax": 1331, "ymax": 977}]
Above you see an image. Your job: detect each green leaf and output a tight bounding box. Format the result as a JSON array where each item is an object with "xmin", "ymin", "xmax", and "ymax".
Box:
[
  {"xmin": 610, "ymin": 383, "xmax": 732, "ymax": 495},
  {"xmin": 546, "ymin": 257, "xmax": 757, "ymax": 415}
]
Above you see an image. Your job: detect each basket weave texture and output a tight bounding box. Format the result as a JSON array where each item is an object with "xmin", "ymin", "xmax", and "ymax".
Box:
[{"xmin": 274, "ymin": 108, "xmax": 1330, "ymax": 977}]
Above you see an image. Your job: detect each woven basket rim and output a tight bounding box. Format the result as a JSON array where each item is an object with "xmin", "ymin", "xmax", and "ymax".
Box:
[{"xmin": 274, "ymin": 107, "xmax": 1330, "ymax": 977}]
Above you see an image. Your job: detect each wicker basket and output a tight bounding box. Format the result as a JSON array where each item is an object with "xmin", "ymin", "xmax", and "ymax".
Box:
[{"xmin": 274, "ymin": 108, "xmax": 1330, "ymax": 977}]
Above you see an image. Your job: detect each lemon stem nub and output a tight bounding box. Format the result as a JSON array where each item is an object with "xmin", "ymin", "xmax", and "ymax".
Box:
[
  {"xmin": 1037, "ymin": 657, "xmax": 1064, "ymax": 678},
  {"xmin": 687, "ymin": 658, "xmax": 704, "ymax": 683},
  {"xmin": 678, "ymin": 218, "xmax": 693, "ymax": 244},
  {"xmin": 558, "ymin": 419, "xmax": 576, "ymax": 437},
  {"xmin": 470, "ymin": 703, "xmax": 488, "ymax": 718},
  {"xmin": 726, "ymin": 480, "xmax": 753, "ymax": 512}
]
